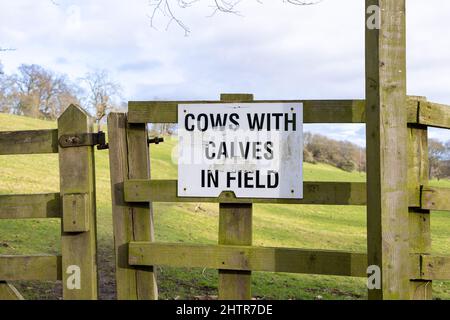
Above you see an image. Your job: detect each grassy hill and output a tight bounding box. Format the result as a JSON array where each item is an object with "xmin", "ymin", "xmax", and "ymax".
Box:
[{"xmin": 1, "ymin": 113, "xmax": 450, "ymax": 300}]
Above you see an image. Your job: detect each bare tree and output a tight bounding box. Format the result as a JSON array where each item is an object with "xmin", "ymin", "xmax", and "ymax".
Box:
[
  {"xmin": 149, "ymin": 0, "xmax": 323, "ymax": 35},
  {"xmin": 0, "ymin": 62, "xmax": 8, "ymax": 112},
  {"xmin": 429, "ymin": 139, "xmax": 447, "ymax": 180},
  {"xmin": 81, "ymin": 70, "xmax": 122, "ymax": 125},
  {"xmin": 6, "ymin": 64, "xmax": 79, "ymax": 119},
  {"xmin": 303, "ymin": 132, "xmax": 365, "ymax": 172},
  {"xmin": 150, "ymin": 123, "xmax": 176, "ymax": 136}
]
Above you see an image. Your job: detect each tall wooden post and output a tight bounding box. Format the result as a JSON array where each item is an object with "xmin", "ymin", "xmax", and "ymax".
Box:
[
  {"xmin": 218, "ymin": 93, "xmax": 253, "ymax": 300},
  {"xmin": 408, "ymin": 98, "xmax": 432, "ymax": 299},
  {"xmin": 58, "ymin": 105, "xmax": 98, "ymax": 299},
  {"xmin": 108, "ymin": 112, "xmax": 157, "ymax": 300},
  {"xmin": 365, "ymin": 1, "xmax": 410, "ymax": 299}
]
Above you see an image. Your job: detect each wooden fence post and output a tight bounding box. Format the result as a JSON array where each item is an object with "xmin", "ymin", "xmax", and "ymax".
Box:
[
  {"xmin": 108, "ymin": 112, "xmax": 157, "ymax": 300},
  {"xmin": 218, "ymin": 93, "xmax": 254, "ymax": 300},
  {"xmin": 58, "ymin": 104, "xmax": 98, "ymax": 299},
  {"xmin": 408, "ymin": 98, "xmax": 432, "ymax": 299},
  {"xmin": 365, "ymin": 1, "xmax": 410, "ymax": 299}
]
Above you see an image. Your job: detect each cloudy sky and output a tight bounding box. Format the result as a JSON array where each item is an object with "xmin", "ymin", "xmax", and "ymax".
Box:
[{"xmin": 1, "ymin": 0, "xmax": 450, "ymax": 145}]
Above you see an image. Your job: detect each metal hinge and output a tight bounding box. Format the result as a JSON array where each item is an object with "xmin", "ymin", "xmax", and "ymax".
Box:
[
  {"xmin": 148, "ymin": 137, "xmax": 164, "ymax": 144},
  {"xmin": 59, "ymin": 133, "xmax": 164, "ymax": 150},
  {"xmin": 59, "ymin": 131, "xmax": 109, "ymax": 150}
]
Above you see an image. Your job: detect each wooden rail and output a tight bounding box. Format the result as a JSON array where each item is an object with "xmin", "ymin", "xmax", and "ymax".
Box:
[
  {"xmin": 0, "ymin": 193, "xmax": 61, "ymax": 219},
  {"xmin": 125, "ymin": 180, "xmax": 368, "ymax": 205},
  {"xmin": 127, "ymin": 97, "xmax": 450, "ymax": 129},
  {"xmin": 420, "ymin": 255, "xmax": 450, "ymax": 280},
  {"xmin": 128, "ymin": 99, "xmax": 367, "ymax": 124},
  {"xmin": 129, "ymin": 242, "xmax": 450, "ymax": 281},
  {"xmin": 129, "ymin": 242, "xmax": 368, "ymax": 277},
  {"xmin": 0, "ymin": 129, "xmax": 58, "ymax": 155},
  {"xmin": 415, "ymin": 101, "xmax": 450, "ymax": 129},
  {"xmin": 0, "ymin": 255, "xmax": 62, "ymax": 281},
  {"xmin": 123, "ymin": 179, "xmax": 437, "ymax": 209},
  {"xmin": 421, "ymin": 187, "xmax": 450, "ymax": 211}
]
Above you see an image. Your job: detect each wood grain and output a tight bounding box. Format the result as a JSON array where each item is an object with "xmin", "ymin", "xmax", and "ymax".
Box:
[
  {"xmin": 0, "ymin": 193, "xmax": 61, "ymax": 219},
  {"xmin": 108, "ymin": 113, "xmax": 157, "ymax": 300},
  {"xmin": 365, "ymin": 0, "xmax": 410, "ymax": 299},
  {"xmin": 58, "ymin": 104, "xmax": 98, "ymax": 299},
  {"xmin": 0, "ymin": 129, "xmax": 58, "ymax": 155},
  {"xmin": 124, "ymin": 180, "xmax": 368, "ymax": 205},
  {"xmin": 408, "ymin": 123, "xmax": 432, "ymax": 299},
  {"xmin": 129, "ymin": 242, "xmax": 368, "ymax": 277},
  {"xmin": 0, "ymin": 255, "xmax": 62, "ymax": 281}
]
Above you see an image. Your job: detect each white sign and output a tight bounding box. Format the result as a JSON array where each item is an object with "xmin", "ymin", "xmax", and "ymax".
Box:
[{"xmin": 178, "ymin": 103, "xmax": 303, "ymax": 199}]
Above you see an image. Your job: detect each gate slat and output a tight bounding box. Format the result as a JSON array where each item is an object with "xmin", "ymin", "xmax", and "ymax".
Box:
[
  {"xmin": 421, "ymin": 187, "xmax": 450, "ymax": 211},
  {"xmin": 128, "ymin": 99, "xmax": 367, "ymax": 124},
  {"xmin": 129, "ymin": 242, "xmax": 368, "ymax": 277},
  {"xmin": 421, "ymin": 255, "xmax": 450, "ymax": 280},
  {"xmin": 418, "ymin": 101, "xmax": 450, "ymax": 129},
  {"xmin": 124, "ymin": 180, "xmax": 368, "ymax": 205},
  {"xmin": 0, "ymin": 193, "xmax": 61, "ymax": 219},
  {"xmin": 0, "ymin": 129, "xmax": 58, "ymax": 155},
  {"xmin": 0, "ymin": 255, "xmax": 62, "ymax": 281}
]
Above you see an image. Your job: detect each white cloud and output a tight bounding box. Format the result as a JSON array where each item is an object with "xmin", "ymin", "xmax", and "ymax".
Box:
[{"xmin": 0, "ymin": 0, "xmax": 450, "ymax": 145}]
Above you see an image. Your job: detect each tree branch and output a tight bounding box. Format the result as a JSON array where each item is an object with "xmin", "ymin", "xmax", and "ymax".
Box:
[{"xmin": 148, "ymin": 0, "xmax": 323, "ymax": 35}]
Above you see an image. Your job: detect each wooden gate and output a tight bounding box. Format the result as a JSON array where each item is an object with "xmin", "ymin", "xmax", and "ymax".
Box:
[
  {"xmin": 107, "ymin": 1, "xmax": 450, "ymax": 300},
  {"xmin": 108, "ymin": 93, "xmax": 450, "ymax": 300},
  {"xmin": 0, "ymin": 105, "xmax": 98, "ymax": 300}
]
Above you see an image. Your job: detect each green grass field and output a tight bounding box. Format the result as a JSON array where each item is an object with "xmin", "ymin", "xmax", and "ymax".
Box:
[{"xmin": 1, "ymin": 113, "xmax": 449, "ymax": 300}]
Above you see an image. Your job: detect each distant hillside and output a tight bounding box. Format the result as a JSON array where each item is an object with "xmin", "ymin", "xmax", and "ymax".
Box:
[{"xmin": 0, "ymin": 113, "xmax": 57, "ymax": 130}]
